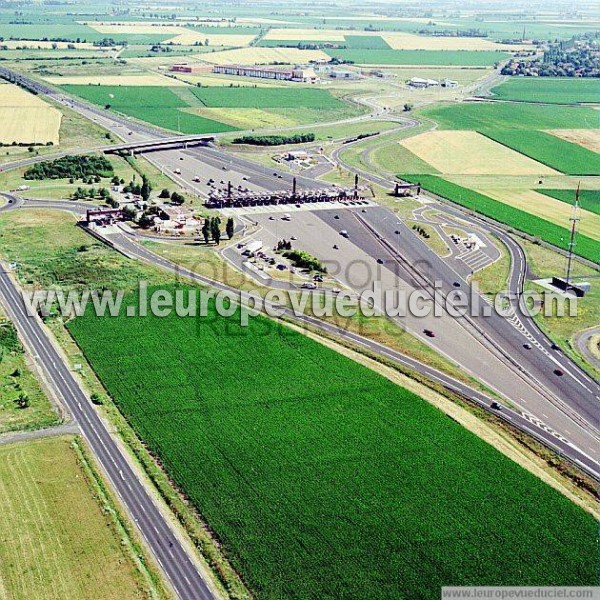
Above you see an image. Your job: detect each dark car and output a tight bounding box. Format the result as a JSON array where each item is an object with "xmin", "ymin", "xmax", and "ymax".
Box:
[
  {"xmin": 377, "ymin": 258, "xmax": 384, "ymax": 264},
  {"xmin": 424, "ymin": 329, "xmax": 436, "ymax": 338},
  {"xmin": 490, "ymin": 401, "xmax": 502, "ymax": 411},
  {"xmin": 554, "ymin": 368, "xmax": 564, "ymax": 376}
]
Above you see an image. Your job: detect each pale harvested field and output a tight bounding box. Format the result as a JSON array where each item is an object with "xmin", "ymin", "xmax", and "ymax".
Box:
[
  {"xmin": 166, "ymin": 32, "xmax": 256, "ymax": 46},
  {"xmin": 264, "ymin": 28, "xmax": 354, "ymax": 41},
  {"xmin": 86, "ymin": 22, "xmax": 183, "ymax": 35},
  {"xmin": 186, "ymin": 107, "xmax": 297, "ymax": 129},
  {"xmin": 401, "ymin": 131, "xmax": 558, "ymax": 175},
  {"xmin": 446, "ymin": 174, "xmax": 600, "ymax": 192},
  {"xmin": 0, "ymin": 39, "xmax": 95, "ymax": 50},
  {"xmin": 382, "ymin": 32, "xmax": 528, "ymax": 51},
  {"xmin": 44, "ymin": 74, "xmax": 190, "ymax": 86},
  {"xmin": 547, "ymin": 129, "xmax": 600, "ymax": 154},
  {"xmin": 0, "ymin": 83, "xmax": 61, "ymax": 145},
  {"xmin": 474, "ymin": 187, "xmax": 600, "ymax": 240},
  {"xmin": 85, "ymin": 22, "xmax": 254, "ymax": 46},
  {"xmin": 170, "ymin": 73, "xmax": 282, "ymax": 87},
  {"xmin": 0, "ymin": 437, "xmax": 149, "ymax": 600},
  {"xmin": 197, "ymin": 47, "xmax": 330, "ymax": 65}
]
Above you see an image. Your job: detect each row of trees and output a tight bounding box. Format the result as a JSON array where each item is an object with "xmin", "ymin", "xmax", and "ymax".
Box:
[
  {"xmin": 200, "ymin": 216, "xmax": 234, "ymax": 244},
  {"xmin": 72, "ymin": 186, "xmax": 113, "ymax": 201},
  {"xmin": 232, "ymin": 133, "xmax": 316, "ymax": 146}
]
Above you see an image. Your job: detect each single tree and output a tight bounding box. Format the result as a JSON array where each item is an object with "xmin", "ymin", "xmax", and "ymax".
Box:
[
  {"xmin": 140, "ymin": 175, "xmax": 151, "ymax": 203},
  {"xmin": 226, "ymin": 217, "xmax": 234, "ymax": 239},
  {"xmin": 211, "ymin": 217, "xmax": 221, "ymax": 245},
  {"xmin": 202, "ymin": 218, "xmax": 211, "ymax": 244}
]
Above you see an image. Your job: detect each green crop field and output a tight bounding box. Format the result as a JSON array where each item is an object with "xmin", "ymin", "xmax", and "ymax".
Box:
[
  {"xmin": 0, "ymin": 22, "xmax": 172, "ymax": 44},
  {"xmin": 491, "ymin": 78, "xmax": 600, "ymax": 105},
  {"xmin": 324, "ymin": 49, "xmax": 510, "ymax": 65},
  {"xmin": 421, "ymin": 102, "xmax": 599, "ymax": 131},
  {"xmin": 259, "ymin": 35, "xmax": 391, "ymax": 49},
  {"xmin": 540, "ymin": 189, "xmax": 600, "ymax": 216},
  {"xmin": 61, "ymin": 85, "xmax": 238, "ymax": 134},
  {"xmin": 68, "ymin": 288, "xmax": 598, "ymax": 599},
  {"xmin": 344, "ymin": 35, "xmax": 392, "ymax": 49},
  {"xmin": 192, "ymin": 86, "xmax": 344, "ymax": 109},
  {"xmin": 483, "ymin": 130, "xmax": 600, "ymax": 175},
  {"xmin": 403, "ymin": 175, "xmax": 600, "ymax": 263}
]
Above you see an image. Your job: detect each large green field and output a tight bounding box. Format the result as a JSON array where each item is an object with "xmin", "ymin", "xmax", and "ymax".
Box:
[
  {"xmin": 483, "ymin": 130, "xmax": 600, "ymax": 175},
  {"xmin": 61, "ymin": 85, "xmax": 239, "ymax": 134},
  {"xmin": 68, "ymin": 287, "xmax": 598, "ymax": 599},
  {"xmin": 62, "ymin": 84, "xmax": 355, "ymax": 132},
  {"xmin": 491, "ymin": 77, "xmax": 600, "ymax": 105},
  {"xmin": 192, "ymin": 86, "xmax": 344, "ymax": 109},
  {"xmin": 0, "ymin": 22, "xmax": 172, "ymax": 45},
  {"xmin": 540, "ymin": 188, "xmax": 600, "ymax": 216},
  {"xmin": 324, "ymin": 48, "xmax": 510, "ymax": 65},
  {"xmin": 403, "ymin": 174, "xmax": 600, "ymax": 263},
  {"xmin": 421, "ymin": 102, "xmax": 599, "ymax": 130}
]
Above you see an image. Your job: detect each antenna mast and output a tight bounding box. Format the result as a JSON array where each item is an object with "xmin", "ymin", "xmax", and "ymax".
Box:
[{"xmin": 564, "ymin": 183, "xmax": 581, "ymax": 289}]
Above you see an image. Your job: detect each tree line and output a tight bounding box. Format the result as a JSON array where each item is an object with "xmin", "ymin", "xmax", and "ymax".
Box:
[{"xmin": 232, "ymin": 133, "xmax": 316, "ymax": 146}]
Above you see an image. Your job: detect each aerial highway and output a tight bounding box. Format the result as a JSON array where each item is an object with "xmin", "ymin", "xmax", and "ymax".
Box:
[
  {"xmin": 0, "ymin": 64, "xmax": 599, "ymax": 599},
  {"xmin": 2, "ymin": 193, "xmax": 598, "ymax": 481},
  {"xmin": 0, "ymin": 64, "xmax": 598, "ymax": 466}
]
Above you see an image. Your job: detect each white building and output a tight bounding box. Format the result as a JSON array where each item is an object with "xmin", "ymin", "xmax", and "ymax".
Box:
[{"xmin": 408, "ymin": 77, "xmax": 439, "ymax": 88}]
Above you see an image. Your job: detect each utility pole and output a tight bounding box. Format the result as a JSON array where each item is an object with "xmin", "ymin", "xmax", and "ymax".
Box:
[{"xmin": 564, "ymin": 183, "xmax": 581, "ymax": 290}]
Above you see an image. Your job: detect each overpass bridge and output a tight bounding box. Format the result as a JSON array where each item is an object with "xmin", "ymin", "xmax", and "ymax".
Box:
[{"xmin": 104, "ymin": 135, "xmax": 215, "ymax": 156}]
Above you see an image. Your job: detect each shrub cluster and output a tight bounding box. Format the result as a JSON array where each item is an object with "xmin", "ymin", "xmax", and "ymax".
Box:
[{"xmin": 282, "ymin": 249, "xmax": 326, "ymax": 272}]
